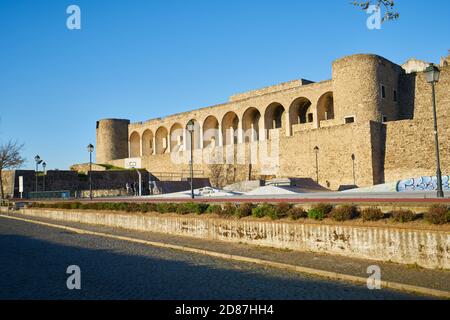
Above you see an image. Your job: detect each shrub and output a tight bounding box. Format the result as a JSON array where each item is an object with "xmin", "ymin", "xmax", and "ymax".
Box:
[
  {"xmin": 176, "ymin": 203, "xmax": 191, "ymax": 215},
  {"xmin": 330, "ymin": 205, "xmax": 359, "ymax": 221},
  {"xmin": 80, "ymin": 203, "xmax": 91, "ymax": 210},
  {"xmin": 125, "ymin": 203, "xmax": 141, "ymax": 212},
  {"xmin": 30, "ymin": 202, "xmax": 41, "ymax": 208},
  {"xmin": 361, "ymin": 207, "xmax": 385, "ymax": 221},
  {"xmin": 313, "ymin": 203, "xmax": 334, "ymax": 216},
  {"xmin": 112, "ymin": 202, "xmax": 129, "ymax": 212},
  {"xmin": 206, "ymin": 204, "xmax": 223, "ymax": 215},
  {"xmin": 186, "ymin": 202, "xmax": 209, "ymax": 215},
  {"xmin": 222, "ymin": 203, "xmax": 237, "ymax": 216},
  {"xmin": 101, "ymin": 203, "xmax": 114, "ymax": 211},
  {"xmin": 235, "ymin": 203, "xmax": 253, "ymax": 218},
  {"xmin": 252, "ymin": 204, "xmax": 275, "ymax": 219},
  {"xmin": 424, "ymin": 205, "xmax": 450, "ymax": 225},
  {"xmin": 55, "ymin": 202, "xmax": 71, "ymax": 210},
  {"xmin": 156, "ymin": 203, "xmax": 177, "ymax": 214},
  {"xmin": 391, "ymin": 209, "xmax": 416, "ymax": 223},
  {"xmin": 287, "ymin": 207, "xmax": 307, "ymax": 220},
  {"xmin": 138, "ymin": 203, "xmax": 151, "ymax": 213},
  {"xmin": 274, "ymin": 203, "xmax": 291, "ymax": 219},
  {"xmin": 307, "ymin": 208, "xmax": 325, "ymax": 221},
  {"xmin": 69, "ymin": 202, "xmax": 81, "ymax": 210}
]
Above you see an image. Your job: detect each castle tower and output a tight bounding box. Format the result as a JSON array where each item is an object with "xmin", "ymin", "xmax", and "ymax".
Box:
[
  {"xmin": 96, "ymin": 119, "xmax": 130, "ymax": 164},
  {"xmin": 332, "ymin": 54, "xmax": 404, "ymax": 123}
]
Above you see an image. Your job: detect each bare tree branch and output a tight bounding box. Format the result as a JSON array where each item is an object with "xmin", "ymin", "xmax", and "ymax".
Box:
[
  {"xmin": 0, "ymin": 140, "xmax": 26, "ymax": 199},
  {"xmin": 352, "ymin": 0, "xmax": 399, "ymax": 22}
]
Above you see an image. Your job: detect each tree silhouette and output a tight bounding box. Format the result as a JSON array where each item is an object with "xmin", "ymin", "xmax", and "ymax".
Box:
[
  {"xmin": 352, "ymin": 0, "xmax": 399, "ymax": 22},
  {"xmin": 0, "ymin": 141, "xmax": 26, "ymax": 199}
]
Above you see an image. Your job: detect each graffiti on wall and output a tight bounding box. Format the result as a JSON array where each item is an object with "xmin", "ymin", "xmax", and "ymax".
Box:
[{"xmin": 396, "ymin": 176, "xmax": 450, "ymax": 192}]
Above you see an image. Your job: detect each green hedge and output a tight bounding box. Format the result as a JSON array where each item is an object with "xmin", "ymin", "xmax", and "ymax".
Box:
[{"xmin": 27, "ymin": 202, "xmax": 449, "ymax": 224}]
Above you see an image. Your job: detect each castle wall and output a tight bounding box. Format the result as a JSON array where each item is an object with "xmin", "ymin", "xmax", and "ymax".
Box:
[
  {"xmin": 383, "ymin": 64, "xmax": 450, "ymax": 182},
  {"xmin": 3, "ymin": 170, "xmax": 149, "ymax": 198},
  {"xmin": 97, "ymin": 53, "xmax": 450, "ymax": 189},
  {"xmin": 112, "ymin": 122, "xmax": 376, "ymax": 190},
  {"xmin": 279, "ymin": 122, "xmax": 375, "ymax": 189}
]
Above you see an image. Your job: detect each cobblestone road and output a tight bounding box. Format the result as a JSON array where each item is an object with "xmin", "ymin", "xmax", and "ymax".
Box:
[{"xmin": 0, "ymin": 217, "xmax": 428, "ymax": 300}]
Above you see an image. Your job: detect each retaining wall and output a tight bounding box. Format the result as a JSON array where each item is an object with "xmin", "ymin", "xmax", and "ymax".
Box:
[{"xmin": 6, "ymin": 208, "xmax": 450, "ymax": 270}]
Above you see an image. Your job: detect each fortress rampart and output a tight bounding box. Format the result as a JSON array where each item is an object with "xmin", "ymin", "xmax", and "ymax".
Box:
[{"xmin": 96, "ymin": 53, "xmax": 450, "ymax": 190}]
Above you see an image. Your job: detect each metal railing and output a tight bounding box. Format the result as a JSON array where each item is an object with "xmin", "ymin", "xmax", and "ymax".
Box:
[
  {"xmin": 151, "ymin": 170, "xmax": 205, "ymax": 181},
  {"xmin": 28, "ymin": 190, "xmax": 71, "ymax": 200}
]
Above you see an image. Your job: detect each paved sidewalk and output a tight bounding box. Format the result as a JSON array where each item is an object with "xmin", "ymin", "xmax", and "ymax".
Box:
[{"xmin": 5, "ymin": 212, "xmax": 449, "ymax": 296}]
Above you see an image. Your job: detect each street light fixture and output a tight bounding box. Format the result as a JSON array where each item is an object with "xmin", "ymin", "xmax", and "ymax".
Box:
[
  {"xmin": 351, "ymin": 154, "xmax": 356, "ymax": 186},
  {"xmin": 87, "ymin": 144, "xmax": 94, "ymax": 200},
  {"xmin": 425, "ymin": 64, "xmax": 444, "ymax": 198},
  {"xmin": 313, "ymin": 146, "xmax": 319, "ymax": 184},
  {"xmin": 34, "ymin": 155, "xmax": 42, "ymax": 193},
  {"xmin": 187, "ymin": 120, "xmax": 195, "ymax": 199},
  {"xmin": 42, "ymin": 162, "xmax": 47, "ymax": 192}
]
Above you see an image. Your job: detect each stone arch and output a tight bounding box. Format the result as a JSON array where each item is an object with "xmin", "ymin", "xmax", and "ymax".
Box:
[
  {"xmin": 185, "ymin": 119, "xmax": 201, "ymax": 150},
  {"xmin": 141, "ymin": 129, "xmax": 154, "ymax": 156},
  {"xmin": 221, "ymin": 112, "xmax": 239, "ymax": 145},
  {"xmin": 155, "ymin": 126, "xmax": 169, "ymax": 154},
  {"xmin": 289, "ymin": 97, "xmax": 313, "ymax": 128},
  {"xmin": 129, "ymin": 131, "xmax": 141, "ymax": 158},
  {"xmin": 242, "ymin": 107, "xmax": 261, "ymax": 143},
  {"xmin": 317, "ymin": 92, "xmax": 334, "ymax": 124},
  {"xmin": 203, "ymin": 115, "xmax": 219, "ymax": 148},
  {"xmin": 264, "ymin": 102, "xmax": 285, "ymax": 139},
  {"xmin": 170, "ymin": 123, "xmax": 184, "ymax": 152}
]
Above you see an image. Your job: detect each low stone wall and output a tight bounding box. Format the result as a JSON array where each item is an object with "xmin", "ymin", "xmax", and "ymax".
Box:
[{"xmin": 6, "ymin": 208, "xmax": 450, "ymax": 270}]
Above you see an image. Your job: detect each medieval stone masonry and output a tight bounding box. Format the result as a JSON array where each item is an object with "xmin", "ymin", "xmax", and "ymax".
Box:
[{"xmin": 95, "ymin": 53, "xmax": 450, "ymax": 190}]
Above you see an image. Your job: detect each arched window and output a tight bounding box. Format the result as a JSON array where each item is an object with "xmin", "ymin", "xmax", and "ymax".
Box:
[
  {"xmin": 221, "ymin": 112, "xmax": 239, "ymax": 145},
  {"xmin": 170, "ymin": 123, "xmax": 183, "ymax": 152},
  {"xmin": 242, "ymin": 107, "xmax": 261, "ymax": 143},
  {"xmin": 142, "ymin": 130, "xmax": 153, "ymax": 156},
  {"xmin": 203, "ymin": 116, "xmax": 219, "ymax": 148},
  {"xmin": 317, "ymin": 92, "xmax": 334, "ymax": 123},
  {"xmin": 129, "ymin": 132, "xmax": 140, "ymax": 157},
  {"xmin": 155, "ymin": 127, "xmax": 169, "ymax": 154}
]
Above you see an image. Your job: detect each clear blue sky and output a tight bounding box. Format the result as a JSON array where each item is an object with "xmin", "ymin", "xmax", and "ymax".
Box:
[{"xmin": 1, "ymin": 0, "xmax": 449, "ymax": 170}]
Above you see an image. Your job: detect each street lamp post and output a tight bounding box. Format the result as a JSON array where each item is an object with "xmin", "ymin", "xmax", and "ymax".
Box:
[
  {"xmin": 314, "ymin": 146, "xmax": 319, "ymax": 184},
  {"xmin": 87, "ymin": 144, "xmax": 94, "ymax": 200},
  {"xmin": 351, "ymin": 154, "xmax": 356, "ymax": 186},
  {"xmin": 425, "ymin": 64, "xmax": 444, "ymax": 198},
  {"xmin": 187, "ymin": 120, "xmax": 195, "ymax": 199},
  {"xmin": 34, "ymin": 155, "xmax": 42, "ymax": 193},
  {"xmin": 42, "ymin": 162, "xmax": 47, "ymax": 192}
]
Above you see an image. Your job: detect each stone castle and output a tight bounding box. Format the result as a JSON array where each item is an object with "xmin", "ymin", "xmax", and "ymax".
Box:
[{"xmin": 95, "ymin": 53, "xmax": 450, "ymax": 191}]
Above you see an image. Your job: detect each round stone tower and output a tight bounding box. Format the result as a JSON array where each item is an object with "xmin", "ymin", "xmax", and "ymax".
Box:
[
  {"xmin": 332, "ymin": 54, "xmax": 403, "ymax": 123},
  {"xmin": 96, "ymin": 119, "xmax": 130, "ymax": 164}
]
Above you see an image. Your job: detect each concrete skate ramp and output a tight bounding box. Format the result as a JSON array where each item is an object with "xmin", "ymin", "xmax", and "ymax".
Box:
[
  {"xmin": 245, "ymin": 185, "xmax": 310, "ymax": 196},
  {"xmin": 342, "ymin": 182, "xmax": 398, "ymax": 193},
  {"xmin": 149, "ymin": 187, "xmax": 239, "ymax": 199},
  {"xmin": 154, "ymin": 179, "xmax": 210, "ymax": 194},
  {"xmin": 288, "ymin": 178, "xmax": 330, "ymax": 191}
]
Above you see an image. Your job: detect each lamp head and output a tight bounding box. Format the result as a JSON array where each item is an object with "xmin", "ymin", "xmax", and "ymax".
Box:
[
  {"xmin": 87, "ymin": 144, "xmax": 94, "ymax": 153},
  {"xmin": 187, "ymin": 120, "xmax": 195, "ymax": 132},
  {"xmin": 425, "ymin": 64, "xmax": 440, "ymax": 84}
]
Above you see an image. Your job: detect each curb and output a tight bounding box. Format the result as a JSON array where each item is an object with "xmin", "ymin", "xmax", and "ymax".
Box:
[{"xmin": 1, "ymin": 214, "xmax": 448, "ymax": 299}]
